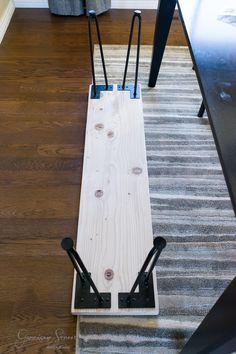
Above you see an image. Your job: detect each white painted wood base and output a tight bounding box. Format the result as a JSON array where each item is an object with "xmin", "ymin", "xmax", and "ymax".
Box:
[
  {"xmin": 0, "ymin": 0, "xmax": 15, "ymax": 44},
  {"xmin": 71, "ymin": 85, "xmax": 158, "ymax": 316}
]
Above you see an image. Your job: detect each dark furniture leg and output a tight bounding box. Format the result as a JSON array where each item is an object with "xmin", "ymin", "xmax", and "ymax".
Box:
[
  {"xmin": 148, "ymin": 0, "xmax": 177, "ymax": 87},
  {"xmin": 198, "ymin": 101, "xmax": 205, "ymax": 117},
  {"xmin": 180, "ymin": 277, "xmax": 236, "ymax": 354}
]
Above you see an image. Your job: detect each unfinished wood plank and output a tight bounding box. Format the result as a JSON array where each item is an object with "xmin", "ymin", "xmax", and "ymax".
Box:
[{"xmin": 72, "ymin": 84, "xmax": 158, "ymax": 315}]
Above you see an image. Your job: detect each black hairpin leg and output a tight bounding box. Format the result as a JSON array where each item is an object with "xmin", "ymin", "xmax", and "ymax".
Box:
[
  {"xmin": 198, "ymin": 101, "xmax": 205, "ymax": 117},
  {"xmin": 88, "ymin": 10, "xmax": 113, "ymax": 99},
  {"xmin": 118, "ymin": 237, "xmax": 166, "ymax": 308},
  {"xmin": 117, "ymin": 10, "xmax": 142, "ymax": 99},
  {"xmin": 61, "ymin": 237, "xmax": 111, "ymax": 309}
]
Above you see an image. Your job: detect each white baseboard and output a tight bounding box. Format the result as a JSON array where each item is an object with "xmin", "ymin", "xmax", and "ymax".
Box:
[
  {"xmin": 14, "ymin": 0, "xmax": 158, "ymax": 9},
  {"xmin": 14, "ymin": 0, "xmax": 48, "ymax": 7},
  {"xmin": 112, "ymin": 1, "xmax": 157, "ymax": 9},
  {"xmin": 0, "ymin": 0, "xmax": 15, "ymax": 44}
]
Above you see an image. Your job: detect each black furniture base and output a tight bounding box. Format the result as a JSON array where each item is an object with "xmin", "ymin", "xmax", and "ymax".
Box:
[{"xmin": 180, "ymin": 277, "xmax": 236, "ymax": 354}]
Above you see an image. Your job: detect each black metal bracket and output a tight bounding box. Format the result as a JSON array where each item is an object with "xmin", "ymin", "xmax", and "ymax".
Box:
[
  {"xmin": 118, "ymin": 237, "xmax": 166, "ymax": 308},
  {"xmin": 61, "ymin": 237, "xmax": 111, "ymax": 309},
  {"xmin": 90, "ymin": 84, "xmax": 113, "ymax": 99},
  {"xmin": 119, "ymin": 10, "xmax": 142, "ymax": 99},
  {"xmin": 117, "ymin": 83, "xmax": 141, "ymax": 99},
  {"xmin": 88, "ymin": 10, "xmax": 113, "ymax": 99},
  {"xmin": 74, "ymin": 273, "xmax": 111, "ymax": 309},
  {"xmin": 119, "ymin": 272, "xmax": 155, "ymax": 308}
]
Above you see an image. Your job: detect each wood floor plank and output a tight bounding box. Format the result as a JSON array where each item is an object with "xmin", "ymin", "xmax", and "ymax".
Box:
[{"xmin": 0, "ymin": 185, "xmax": 80, "ymax": 218}]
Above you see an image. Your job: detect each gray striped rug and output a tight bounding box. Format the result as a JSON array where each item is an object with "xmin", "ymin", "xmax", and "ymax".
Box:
[{"xmin": 76, "ymin": 46, "xmax": 236, "ymax": 354}]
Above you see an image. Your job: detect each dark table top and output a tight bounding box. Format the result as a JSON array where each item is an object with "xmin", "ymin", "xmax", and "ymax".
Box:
[{"xmin": 177, "ymin": 0, "xmax": 236, "ymax": 212}]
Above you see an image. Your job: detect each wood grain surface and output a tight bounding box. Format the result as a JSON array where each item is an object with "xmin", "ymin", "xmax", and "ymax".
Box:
[
  {"xmin": 72, "ymin": 85, "xmax": 158, "ymax": 315},
  {"xmin": 0, "ymin": 8, "xmax": 186, "ymax": 353}
]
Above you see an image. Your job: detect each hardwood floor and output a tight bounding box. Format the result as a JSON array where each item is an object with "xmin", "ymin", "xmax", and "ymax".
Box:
[{"xmin": 0, "ymin": 9, "xmax": 186, "ymax": 353}]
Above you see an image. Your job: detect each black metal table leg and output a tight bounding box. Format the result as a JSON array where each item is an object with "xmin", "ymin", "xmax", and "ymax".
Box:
[
  {"xmin": 61, "ymin": 237, "xmax": 111, "ymax": 309},
  {"xmin": 180, "ymin": 277, "xmax": 236, "ymax": 354},
  {"xmin": 198, "ymin": 101, "xmax": 205, "ymax": 117},
  {"xmin": 88, "ymin": 10, "xmax": 113, "ymax": 99},
  {"xmin": 118, "ymin": 237, "xmax": 166, "ymax": 308},
  {"xmin": 118, "ymin": 10, "xmax": 142, "ymax": 99},
  {"xmin": 148, "ymin": 0, "xmax": 177, "ymax": 87}
]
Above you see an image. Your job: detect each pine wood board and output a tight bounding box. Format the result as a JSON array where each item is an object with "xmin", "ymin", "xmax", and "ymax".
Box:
[{"xmin": 71, "ymin": 84, "xmax": 158, "ymax": 315}]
